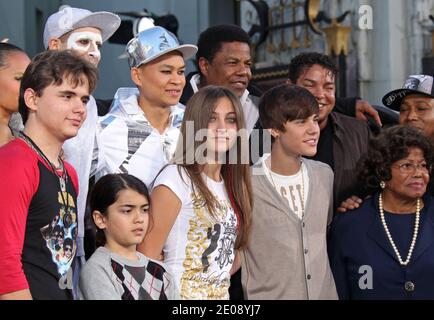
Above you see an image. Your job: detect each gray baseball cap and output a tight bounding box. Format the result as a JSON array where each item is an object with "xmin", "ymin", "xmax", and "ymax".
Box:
[
  {"xmin": 383, "ymin": 75, "xmax": 434, "ymax": 111},
  {"xmin": 43, "ymin": 6, "xmax": 121, "ymax": 48},
  {"xmin": 126, "ymin": 26, "xmax": 197, "ymax": 69}
]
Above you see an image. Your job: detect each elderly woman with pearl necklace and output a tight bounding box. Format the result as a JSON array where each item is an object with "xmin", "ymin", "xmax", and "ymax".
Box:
[{"xmin": 329, "ymin": 125, "xmax": 434, "ymax": 300}]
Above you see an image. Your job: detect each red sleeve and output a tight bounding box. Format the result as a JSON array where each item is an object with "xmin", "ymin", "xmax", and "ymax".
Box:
[{"xmin": 0, "ymin": 140, "xmax": 39, "ymax": 295}]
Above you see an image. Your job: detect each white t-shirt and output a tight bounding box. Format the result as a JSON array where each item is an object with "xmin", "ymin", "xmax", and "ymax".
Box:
[
  {"xmin": 262, "ymin": 154, "xmax": 309, "ymax": 220},
  {"xmin": 153, "ymin": 165, "xmax": 238, "ymax": 300}
]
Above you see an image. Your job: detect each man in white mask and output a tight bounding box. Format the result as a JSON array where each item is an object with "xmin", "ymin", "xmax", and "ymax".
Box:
[
  {"xmin": 43, "ymin": 6, "xmax": 121, "ymax": 298},
  {"xmin": 44, "ymin": 6, "xmax": 119, "ymax": 66}
]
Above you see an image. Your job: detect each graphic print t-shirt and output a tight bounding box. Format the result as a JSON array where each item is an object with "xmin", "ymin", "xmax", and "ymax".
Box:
[
  {"xmin": 262, "ymin": 154, "xmax": 309, "ymax": 220},
  {"xmin": 153, "ymin": 165, "xmax": 238, "ymax": 300},
  {"xmin": 0, "ymin": 139, "xmax": 78, "ymax": 299}
]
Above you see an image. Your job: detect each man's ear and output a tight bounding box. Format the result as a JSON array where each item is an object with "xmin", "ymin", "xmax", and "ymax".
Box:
[
  {"xmin": 267, "ymin": 128, "xmax": 280, "ymax": 139},
  {"xmin": 92, "ymin": 210, "xmax": 107, "ymax": 230},
  {"xmin": 131, "ymin": 67, "xmax": 142, "ymax": 87},
  {"xmin": 198, "ymin": 57, "xmax": 210, "ymax": 78},
  {"xmin": 23, "ymin": 88, "xmax": 39, "ymax": 112},
  {"xmin": 48, "ymin": 38, "xmax": 61, "ymax": 51}
]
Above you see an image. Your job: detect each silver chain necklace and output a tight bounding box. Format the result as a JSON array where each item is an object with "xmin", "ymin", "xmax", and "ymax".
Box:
[{"xmin": 19, "ymin": 132, "xmax": 69, "ymax": 204}]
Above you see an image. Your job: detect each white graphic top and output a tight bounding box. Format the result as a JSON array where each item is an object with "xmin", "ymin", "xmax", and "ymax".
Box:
[{"xmin": 153, "ymin": 164, "xmax": 238, "ymax": 300}]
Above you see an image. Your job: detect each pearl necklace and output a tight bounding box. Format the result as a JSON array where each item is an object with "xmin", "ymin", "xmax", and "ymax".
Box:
[
  {"xmin": 379, "ymin": 193, "xmax": 420, "ymax": 266},
  {"xmin": 267, "ymin": 159, "xmax": 305, "ymax": 218}
]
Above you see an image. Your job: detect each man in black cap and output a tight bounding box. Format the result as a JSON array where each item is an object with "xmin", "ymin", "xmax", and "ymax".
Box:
[
  {"xmin": 383, "ymin": 75, "xmax": 434, "ymax": 142},
  {"xmin": 338, "ymin": 74, "xmax": 434, "ymax": 211}
]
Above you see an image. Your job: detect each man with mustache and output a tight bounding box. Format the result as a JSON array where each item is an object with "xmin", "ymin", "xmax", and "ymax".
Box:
[{"xmin": 287, "ymin": 52, "xmax": 371, "ymax": 212}]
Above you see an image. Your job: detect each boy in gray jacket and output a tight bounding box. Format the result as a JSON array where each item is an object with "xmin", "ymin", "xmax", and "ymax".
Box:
[{"xmin": 241, "ymin": 84, "xmax": 337, "ymax": 300}]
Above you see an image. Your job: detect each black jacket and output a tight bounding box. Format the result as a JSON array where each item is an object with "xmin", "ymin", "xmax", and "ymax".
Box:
[{"xmin": 327, "ymin": 112, "xmax": 371, "ymax": 210}]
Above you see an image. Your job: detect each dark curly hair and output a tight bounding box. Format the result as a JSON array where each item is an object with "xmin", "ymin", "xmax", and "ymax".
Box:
[
  {"xmin": 288, "ymin": 52, "xmax": 338, "ymax": 83},
  {"xmin": 196, "ymin": 24, "xmax": 251, "ymax": 74},
  {"xmin": 357, "ymin": 125, "xmax": 434, "ymax": 195}
]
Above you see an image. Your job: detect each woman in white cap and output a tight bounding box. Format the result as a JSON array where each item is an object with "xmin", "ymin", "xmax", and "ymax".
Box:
[{"xmin": 94, "ymin": 26, "xmax": 197, "ymax": 188}]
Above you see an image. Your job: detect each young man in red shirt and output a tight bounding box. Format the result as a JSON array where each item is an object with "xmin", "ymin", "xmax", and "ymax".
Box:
[{"xmin": 0, "ymin": 50, "xmax": 97, "ymax": 300}]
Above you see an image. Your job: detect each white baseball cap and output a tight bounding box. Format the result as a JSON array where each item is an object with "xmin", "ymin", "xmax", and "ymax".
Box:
[{"xmin": 43, "ymin": 6, "xmax": 121, "ymax": 48}]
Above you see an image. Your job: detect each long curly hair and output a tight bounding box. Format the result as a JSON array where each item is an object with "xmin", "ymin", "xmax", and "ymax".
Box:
[{"xmin": 357, "ymin": 125, "xmax": 434, "ymax": 195}]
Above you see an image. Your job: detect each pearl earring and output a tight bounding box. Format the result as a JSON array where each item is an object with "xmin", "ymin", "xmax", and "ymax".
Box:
[{"xmin": 380, "ymin": 181, "xmax": 386, "ymax": 189}]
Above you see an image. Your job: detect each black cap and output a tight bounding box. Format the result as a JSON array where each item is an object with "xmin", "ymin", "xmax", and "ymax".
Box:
[{"xmin": 382, "ymin": 75, "xmax": 434, "ymax": 111}]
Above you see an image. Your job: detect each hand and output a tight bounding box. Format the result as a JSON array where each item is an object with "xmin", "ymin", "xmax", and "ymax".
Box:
[
  {"xmin": 337, "ymin": 196, "xmax": 363, "ymax": 213},
  {"xmin": 355, "ymin": 100, "xmax": 382, "ymax": 127}
]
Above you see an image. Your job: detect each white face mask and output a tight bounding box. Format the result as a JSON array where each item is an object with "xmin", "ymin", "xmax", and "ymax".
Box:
[{"xmin": 67, "ymin": 31, "xmax": 103, "ymax": 64}]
